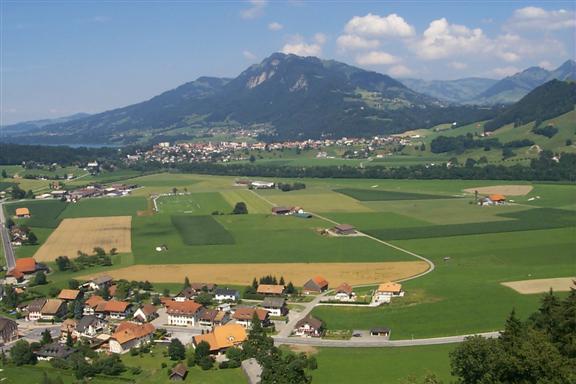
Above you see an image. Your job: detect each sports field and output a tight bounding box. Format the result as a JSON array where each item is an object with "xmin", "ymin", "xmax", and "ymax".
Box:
[
  {"xmin": 79, "ymin": 260, "xmax": 428, "ymax": 286},
  {"xmin": 33, "ymin": 216, "xmax": 132, "ymax": 261}
]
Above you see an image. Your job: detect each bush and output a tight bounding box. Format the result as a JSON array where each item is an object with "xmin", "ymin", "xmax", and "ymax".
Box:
[
  {"xmin": 232, "ymin": 202, "xmax": 248, "ymax": 215},
  {"xmin": 533, "ymin": 125, "xmax": 558, "ymax": 138},
  {"xmin": 199, "ymin": 356, "xmax": 214, "ymax": 371}
]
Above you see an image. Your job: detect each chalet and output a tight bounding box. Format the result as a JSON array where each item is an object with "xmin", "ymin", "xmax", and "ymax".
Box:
[
  {"xmin": 104, "ymin": 300, "xmax": 132, "ymax": 319},
  {"xmin": 370, "ymin": 327, "xmax": 391, "ymax": 337},
  {"xmin": 85, "ymin": 275, "xmax": 113, "ymax": 291},
  {"xmin": 133, "ymin": 304, "xmax": 158, "ymax": 323},
  {"xmin": 25, "ymin": 298, "xmax": 46, "ymax": 321},
  {"xmin": 40, "ymin": 299, "xmax": 67, "ymax": 321},
  {"xmin": 36, "ymin": 342, "xmax": 76, "ymax": 361},
  {"xmin": 109, "ymin": 322, "xmax": 155, "ymax": 354},
  {"xmin": 232, "ymin": 307, "xmax": 270, "ymax": 328},
  {"xmin": 192, "ymin": 323, "xmax": 247, "ymax": 354},
  {"xmin": 303, "ymin": 276, "xmax": 329, "ymax": 294},
  {"xmin": 57, "ymin": 289, "xmax": 81, "ymax": 301},
  {"xmin": 197, "ymin": 309, "xmax": 229, "ymax": 327},
  {"xmin": 60, "ymin": 319, "xmax": 77, "ymax": 339},
  {"xmin": 293, "ymin": 315, "xmax": 323, "ymax": 338},
  {"xmin": 261, "ymin": 297, "xmax": 288, "ymax": 317},
  {"xmin": 214, "ymin": 288, "xmax": 240, "ymax": 302},
  {"xmin": 166, "ymin": 300, "xmax": 203, "ymax": 326},
  {"xmin": 373, "ymin": 282, "xmax": 404, "ymax": 304},
  {"xmin": 271, "ymin": 206, "xmax": 293, "ymax": 215},
  {"xmin": 74, "ymin": 315, "xmax": 107, "ymax": 338},
  {"xmin": 0, "ymin": 317, "xmax": 18, "ymax": 344},
  {"xmin": 256, "ymin": 284, "xmax": 285, "ymax": 296},
  {"xmin": 334, "ymin": 283, "xmax": 356, "ymax": 302},
  {"xmin": 83, "ymin": 295, "xmax": 106, "ymax": 315},
  {"xmin": 331, "ymin": 224, "xmax": 357, "ymax": 235},
  {"xmin": 15, "ymin": 207, "xmax": 30, "ymax": 218},
  {"xmin": 170, "ymin": 362, "xmax": 188, "ymax": 381},
  {"xmin": 174, "ymin": 287, "xmax": 197, "ymax": 302}
]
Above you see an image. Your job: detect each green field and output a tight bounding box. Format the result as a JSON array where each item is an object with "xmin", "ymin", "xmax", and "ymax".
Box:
[
  {"xmin": 335, "ymin": 188, "xmax": 457, "ymax": 201},
  {"xmin": 4, "ymin": 200, "xmax": 68, "ymax": 228},
  {"xmin": 59, "ymin": 196, "xmax": 147, "ymax": 218},
  {"xmin": 157, "ymin": 192, "xmax": 232, "ymax": 215},
  {"xmin": 312, "ymin": 344, "xmax": 455, "ymax": 383},
  {"xmin": 171, "ymin": 215, "xmax": 235, "ymax": 245}
]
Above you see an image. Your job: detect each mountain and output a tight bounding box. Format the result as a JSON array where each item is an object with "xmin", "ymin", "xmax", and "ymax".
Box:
[
  {"xmin": 5, "ymin": 53, "xmax": 497, "ymax": 144},
  {"xmin": 1, "ymin": 113, "xmax": 91, "ymax": 135},
  {"xmin": 400, "ymin": 77, "xmax": 497, "ymax": 104},
  {"xmin": 472, "ymin": 60, "xmax": 576, "ymax": 105},
  {"xmin": 484, "ymin": 79, "xmax": 576, "ymax": 132}
]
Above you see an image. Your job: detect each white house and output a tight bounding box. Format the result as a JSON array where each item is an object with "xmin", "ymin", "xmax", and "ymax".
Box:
[
  {"xmin": 214, "ymin": 288, "xmax": 240, "ymax": 302},
  {"xmin": 261, "ymin": 297, "xmax": 288, "ymax": 317},
  {"xmin": 166, "ymin": 301, "xmax": 203, "ymax": 327},
  {"xmin": 25, "ymin": 299, "xmax": 46, "ymax": 321},
  {"xmin": 133, "ymin": 304, "xmax": 158, "ymax": 323},
  {"xmin": 74, "ymin": 315, "xmax": 107, "ymax": 339},
  {"xmin": 334, "ymin": 283, "xmax": 356, "ymax": 302},
  {"xmin": 373, "ymin": 282, "xmax": 404, "ymax": 304},
  {"xmin": 109, "ymin": 322, "xmax": 155, "ymax": 354},
  {"xmin": 293, "ymin": 315, "xmax": 323, "ymax": 338}
]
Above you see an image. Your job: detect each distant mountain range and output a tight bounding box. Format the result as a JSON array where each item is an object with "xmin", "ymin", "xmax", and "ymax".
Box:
[
  {"xmin": 402, "ymin": 60, "xmax": 575, "ymax": 105},
  {"xmin": 3, "ymin": 55, "xmax": 574, "ymax": 145},
  {"xmin": 1, "ymin": 113, "xmax": 91, "ymax": 135}
]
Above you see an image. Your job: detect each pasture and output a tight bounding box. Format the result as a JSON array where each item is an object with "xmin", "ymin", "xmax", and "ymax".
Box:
[
  {"xmin": 59, "ymin": 196, "xmax": 147, "ymax": 218},
  {"xmin": 5, "ymin": 199, "xmax": 67, "ymax": 228},
  {"xmin": 335, "ymin": 188, "xmax": 457, "ymax": 201},
  {"xmin": 33, "ymin": 216, "xmax": 132, "ymax": 261},
  {"xmin": 156, "ymin": 192, "xmax": 232, "ymax": 215},
  {"xmin": 171, "ymin": 215, "xmax": 235, "ymax": 245}
]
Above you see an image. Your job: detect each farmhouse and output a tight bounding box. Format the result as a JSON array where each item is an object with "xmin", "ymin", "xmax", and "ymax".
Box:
[
  {"xmin": 271, "ymin": 206, "xmax": 293, "ymax": 215},
  {"xmin": 15, "ymin": 207, "xmax": 30, "ymax": 218},
  {"xmin": 85, "ymin": 275, "xmax": 113, "ymax": 291},
  {"xmin": 0, "ymin": 317, "xmax": 18, "ymax": 344},
  {"xmin": 75, "ymin": 315, "xmax": 107, "ymax": 338},
  {"xmin": 261, "ymin": 297, "xmax": 288, "ymax": 317},
  {"xmin": 293, "ymin": 315, "xmax": 324, "ymax": 338},
  {"xmin": 36, "ymin": 342, "xmax": 76, "ymax": 361},
  {"xmin": 6, "ymin": 257, "xmax": 41, "ymax": 283},
  {"xmin": 256, "ymin": 284, "xmax": 285, "ymax": 296},
  {"xmin": 166, "ymin": 300, "xmax": 203, "ymax": 326},
  {"xmin": 169, "ymin": 363, "xmax": 188, "ymax": 381},
  {"xmin": 104, "ymin": 300, "xmax": 133, "ymax": 319},
  {"xmin": 174, "ymin": 287, "xmax": 197, "ymax": 301},
  {"xmin": 303, "ymin": 276, "xmax": 329, "ymax": 294},
  {"xmin": 334, "ymin": 283, "xmax": 356, "ymax": 302},
  {"xmin": 84, "ymin": 295, "xmax": 106, "ymax": 316},
  {"xmin": 373, "ymin": 282, "xmax": 404, "ymax": 304},
  {"xmin": 133, "ymin": 304, "xmax": 158, "ymax": 323},
  {"xmin": 40, "ymin": 299, "xmax": 67, "ymax": 321},
  {"xmin": 109, "ymin": 321, "xmax": 155, "ymax": 354},
  {"xmin": 480, "ymin": 194, "xmax": 507, "ymax": 206},
  {"xmin": 24, "ymin": 298, "xmax": 46, "ymax": 321},
  {"xmin": 57, "ymin": 289, "xmax": 81, "ymax": 301},
  {"xmin": 214, "ymin": 288, "xmax": 240, "ymax": 302},
  {"xmin": 232, "ymin": 307, "xmax": 270, "ymax": 328},
  {"xmin": 192, "ymin": 323, "xmax": 247, "ymax": 354},
  {"xmin": 331, "ymin": 224, "xmax": 357, "ymax": 235}
]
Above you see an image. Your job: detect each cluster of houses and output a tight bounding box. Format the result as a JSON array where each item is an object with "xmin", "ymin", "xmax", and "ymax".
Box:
[
  {"xmin": 34, "ymin": 183, "xmax": 137, "ymax": 202},
  {"xmin": 329, "ymin": 281, "xmax": 405, "ymax": 305},
  {"xmin": 9, "ymin": 226, "xmax": 33, "ymax": 246},
  {"xmin": 271, "ymin": 206, "xmax": 312, "ymax": 219}
]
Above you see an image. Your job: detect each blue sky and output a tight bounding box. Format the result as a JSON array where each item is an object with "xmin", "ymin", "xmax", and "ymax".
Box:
[{"xmin": 1, "ymin": 0, "xmax": 575, "ymax": 124}]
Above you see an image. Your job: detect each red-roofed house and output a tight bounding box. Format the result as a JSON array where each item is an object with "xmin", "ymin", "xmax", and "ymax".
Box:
[
  {"xmin": 303, "ymin": 276, "xmax": 329, "ymax": 294},
  {"xmin": 166, "ymin": 301, "xmax": 203, "ymax": 326}
]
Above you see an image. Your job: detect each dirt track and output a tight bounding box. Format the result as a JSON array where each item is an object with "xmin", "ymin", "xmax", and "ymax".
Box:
[
  {"xmin": 463, "ymin": 185, "xmax": 533, "ymax": 196},
  {"xmin": 79, "ymin": 260, "xmax": 429, "ymax": 286},
  {"xmin": 34, "ymin": 216, "xmax": 132, "ymax": 262},
  {"xmin": 502, "ymin": 277, "xmax": 576, "ymax": 294}
]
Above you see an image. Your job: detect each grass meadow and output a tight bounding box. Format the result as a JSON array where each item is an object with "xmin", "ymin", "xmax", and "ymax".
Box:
[
  {"xmin": 156, "ymin": 192, "xmax": 232, "ymax": 215},
  {"xmin": 171, "ymin": 215, "xmax": 235, "ymax": 245},
  {"xmin": 60, "ymin": 196, "xmax": 147, "ymax": 218},
  {"xmin": 5, "ymin": 199, "xmax": 68, "ymax": 228}
]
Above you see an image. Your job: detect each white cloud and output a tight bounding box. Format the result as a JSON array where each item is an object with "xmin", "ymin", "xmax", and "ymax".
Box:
[
  {"xmin": 336, "ymin": 34, "xmax": 379, "ymax": 51},
  {"xmin": 268, "ymin": 22, "xmax": 283, "ymax": 31},
  {"xmin": 243, "ymin": 50, "xmax": 257, "ymax": 60},
  {"xmin": 281, "ymin": 34, "xmax": 325, "ymax": 56},
  {"xmin": 538, "ymin": 60, "xmax": 555, "ymax": 70},
  {"xmin": 415, "ymin": 18, "xmax": 489, "ymax": 60},
  {"xmin": 355, "ymin": 51, "xmax": 400, "ymax": 66},
  {"xmin": 449, "ymin": 61, "xmax": 467, "ymax": 70},
  {"xmin": 240, "ymin": 0, "xmax": 267, "ymax": 20},
  {"xmin": 344, "ymin": 13, "xmax": 415, "ymax": 37},
  {"xmin": 388, "ymin": 65, "xmax": 412, "ymax": 77},
  {"xmin": 507, "ymin": 6, "xmax": 576, "ymax": 30},
  {"xmin": 490, "ymin": 66, "xmax": 520, "ymax": 78}
]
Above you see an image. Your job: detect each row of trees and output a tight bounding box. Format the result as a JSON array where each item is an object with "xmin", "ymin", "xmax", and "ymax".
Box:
[{"xmin": 55, "ymin": 247, "xmax": 118, "ymax": 272}]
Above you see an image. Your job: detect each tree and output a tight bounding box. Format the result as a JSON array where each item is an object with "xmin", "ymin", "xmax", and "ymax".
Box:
[
  {"xmin": 25, "ymin": 190, "xmax": 35, "ymax": 199},
  {"xmin": 198, "ymin": 356, "xmax": 214, "ymax": 370},
  {"xmin": 183, "ymin": 277, "xmax": 191, "ymax": 289},
  {"xmin": 3, "ymin": 285, "xmax": 18, "ymax": 309},
  {"xmin": 249, "ymin": 155, "xmax": 256, "ymax": 163},
  {"xmin": 168, "ymin": 338, "xmax": 186, "ymax": 360},
  {"xmin": 194, "ymin": 341, "xmax": 211, "ymax": 364},
  {"xmin": 41, "ymin": 328, "xmax": 53, "ymax": 345},
  {"xmin": 450, "ymin": 335, "xmax": 500, "ymax": 384},
  {"xmin": 109, "ymin": 247, "xmax": 118, "ymax": 255},
  {"xmin": 285, "ymin": 282, "xmax": 296, "ymax": 295},
  {"xmin": 68, "ymin": 279, "xmax": 80, "ymax": 289},
  {"xmin": 73, "ymin": 297, "xmax": 85, "ymax": 319},
  {"xmin": 232, "ymin": 202, "xmax": 248, "ymax": 215},
  {"xmin": 11, "ymin": 185, "xmax": 26, "ymax": 200},
  {"xmin": 279, "ymin": 276, "xmax": 285, "ymax": 286},
  {"xmin": 26, "ymin": 232, "xmax": 38, "ymax": 245},
  {"xmin": 195, "ymin": 292, "xmax": 213, "ymax": 306},
  {"xmin": 163, "ymin": 288, "xmax": 170, "ymax": 297},
  {"xmin": 172, "ymin": 187, "xmax": 178, "ymax": 194},
  {"xmin": 33, "ymin": 271, "xmax": 47, "ymax": 286},
  {"xmin": 65, "ymin": 332, "xmax": 74, "ymax": 347},
  {"xmin": 55, "ymin": 256, "xmax": 71, "ymax": 271},
  {"xmin": 99, "ymin": 285, "xmax": 111, "ymax": 300},
  {"xmin": 1, "ymin": 169, "xmax": 7, "ymax": 178},
  {"xmin": 93, "ymin": 247, "xmax": 106, "ymax": 257},
  {"xmin": 5, "ymin": 217, "xmax": 15, "ymax": 229},
  {"xmin": 10, "ymin": 340, "xmax": 36, "ymax": 366},
  {"xmin": 152, "ymin": 294, "xmax": 161, "ymax": 306}
]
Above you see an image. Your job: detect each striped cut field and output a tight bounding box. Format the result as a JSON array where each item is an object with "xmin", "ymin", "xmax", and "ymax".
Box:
[{"xmin": 33, "ymin": 216, "xmax": 132, "ymax": 262}]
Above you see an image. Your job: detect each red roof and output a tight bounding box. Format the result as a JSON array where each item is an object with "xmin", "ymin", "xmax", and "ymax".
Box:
[
  {"xmin": 104, "ymin": 300, "xmax": 131, "ymax": 313},
  {"xmin": 311, "ymin": 276, "xmax": 328, "ymax": 288},
  {"xmin": 165, "ymin": 300, "xmax": 203, "ymax": 316},
  {"xmin": 15, "ymin": 258, "xmax": 37, "ymax": 273}
]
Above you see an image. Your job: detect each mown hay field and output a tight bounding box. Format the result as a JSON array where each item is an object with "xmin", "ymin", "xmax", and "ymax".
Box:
[
  {"xmin": 502, "ymin": 277, "xmax": 576, "ymax": 294},
  {"xmin": 79, "ymin": 260, "xmax": 429, "ymax": 286},
  {"xmin": 171, "ymin": 215, "xmax": 235, "ymax": 245},
  {"xmin": 33, "ymin": 216, "xmax": 132, "ymax": 262},
  {"xmin": 156, "ymin": 192, "xmax": 232, "ymax": 215}
]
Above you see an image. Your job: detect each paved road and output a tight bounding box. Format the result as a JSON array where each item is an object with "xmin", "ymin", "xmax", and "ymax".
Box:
[
  {"xmin": 273, "ymin": 331, "xmax": 501, "ymax": 347},
  {"xmin": 277, "ymin": 294, "xmax": 326, "ymax": 338},
  {"xmin": 0, "ymin": 200, "xmax": 16, "ymax": 271}
]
